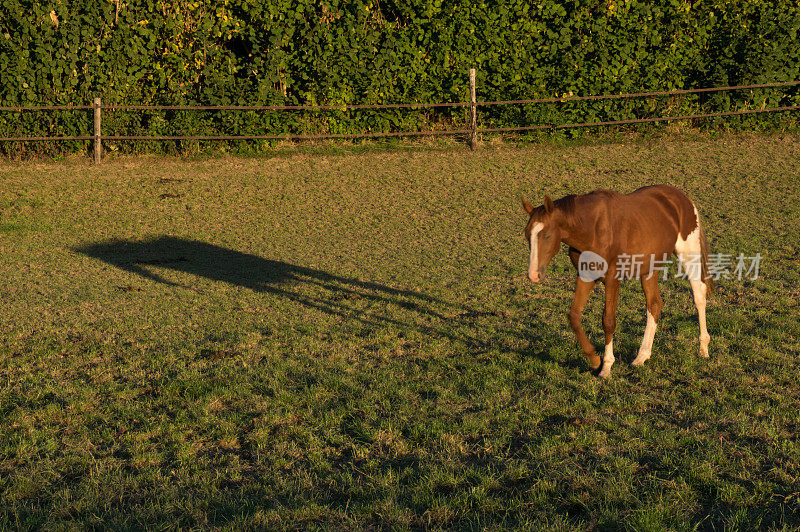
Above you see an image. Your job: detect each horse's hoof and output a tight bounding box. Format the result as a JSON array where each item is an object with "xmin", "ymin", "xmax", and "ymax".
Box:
[
  {"xmin": 699, "ymin": 336, "xmax": 710, "ymax": 358},
  {"xmin": 587, "ymin": 353, "xmax": 602, "ymax": 370}
]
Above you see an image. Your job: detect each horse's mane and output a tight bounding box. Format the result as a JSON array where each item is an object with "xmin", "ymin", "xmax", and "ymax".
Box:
[
  {"xmin": 585, "ymin": 189, "xmax": 620, "ymax": 199},
  {"xmin": 529, "ymin": 189, "xmax": 619, "ymax": 225},
  {"xmin": 554, "ymin": 189, "xmax": 618, "ymax": 227}
]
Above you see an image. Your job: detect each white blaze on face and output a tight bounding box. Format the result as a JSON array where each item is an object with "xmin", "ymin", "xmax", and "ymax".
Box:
[{"xmin": 528, "ymin": 222, "xmax": 544, "ymax": 282}]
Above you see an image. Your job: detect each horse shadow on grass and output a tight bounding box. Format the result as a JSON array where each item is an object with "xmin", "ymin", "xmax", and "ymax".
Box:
[{"xmin": 73, "ymin": 236, "xmax": 551, "ymax": 355}]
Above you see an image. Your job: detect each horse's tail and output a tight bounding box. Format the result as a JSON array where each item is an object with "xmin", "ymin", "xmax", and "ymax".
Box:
[{"xmin": 699, "ymin": 221, "xmax": 714, "ymax": 297}]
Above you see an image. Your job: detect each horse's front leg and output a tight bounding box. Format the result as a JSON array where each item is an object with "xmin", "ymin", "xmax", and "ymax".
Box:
[
  {"xmin": 599, "ymin": 276, "xmax": 620, "ymax": 378},
  {"xmin": 568, "ymin": 276, "xmax": 600, "ymax": 369}
]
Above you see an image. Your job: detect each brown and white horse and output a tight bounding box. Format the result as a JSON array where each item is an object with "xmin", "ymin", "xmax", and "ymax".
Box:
[{"xmin": 522, "ymin": 185, "xmax": 713, "ymax": 378}]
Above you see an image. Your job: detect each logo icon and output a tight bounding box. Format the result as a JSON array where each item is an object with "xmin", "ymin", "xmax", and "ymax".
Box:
[{"xmin": 578, "ymin": 251, "xmax": 608, "ymax": 281}]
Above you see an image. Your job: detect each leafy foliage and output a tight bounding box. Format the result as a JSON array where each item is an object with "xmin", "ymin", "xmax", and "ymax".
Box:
[{"xmin": 1, "ymin": 0, "xmax": 799, "ymax": 154}]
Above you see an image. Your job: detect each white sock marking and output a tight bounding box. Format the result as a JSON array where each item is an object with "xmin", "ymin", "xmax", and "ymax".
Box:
[
  {"xmin": 599, "ymin": 339, "xmax": 615, "ymax": 378},
  {"xmin": 633, "ymin": 310, "xmax": 657, "ymax": 366},
  {"xmin": 690, "ymin": 279, "xmax": 710, "ymax": 357}
]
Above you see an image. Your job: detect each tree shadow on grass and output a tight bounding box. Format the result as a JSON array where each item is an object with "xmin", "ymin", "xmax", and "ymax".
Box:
[{"xmin": 73, "ymin": 236, "xmax": 548, "ymax": 354}]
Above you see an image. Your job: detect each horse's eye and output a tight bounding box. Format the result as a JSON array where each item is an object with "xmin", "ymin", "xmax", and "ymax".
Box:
[{"xmin": 542, "ymin": 232, "xmax": 553, "ymax": 241}]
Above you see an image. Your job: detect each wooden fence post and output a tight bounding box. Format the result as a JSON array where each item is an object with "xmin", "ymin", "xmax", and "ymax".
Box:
[
  {"xmin": 469, "ymin": 68, "xmax": 477, "ymax": 151},
  {"xmin": 93, "ymin": 97, "xmax": 102, "ymax": 164}
]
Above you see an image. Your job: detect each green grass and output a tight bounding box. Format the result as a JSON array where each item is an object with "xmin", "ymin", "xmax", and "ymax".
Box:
[{"xmin": 1, "ymin": 133, "xmax": 800, "ymax": 529}]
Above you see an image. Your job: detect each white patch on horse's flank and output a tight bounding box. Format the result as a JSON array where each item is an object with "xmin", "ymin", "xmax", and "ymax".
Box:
[
  {"xmin": 674, "ymin": 203, "xmax": 711, "ymax": 358},
  {"xmin": 528, "ymin": 222, "xmax": 544, "ymax": 279},
  {"xmin": 599, "ymin": 339, "xmax": 614, "ymax": 378},
  {"xmin": 674, "ymin": 205, "xmax": 702, "ymax": 281},
  {"xmin": 633, "ymin": 310, "xmax": 657, "ymax": 367}
]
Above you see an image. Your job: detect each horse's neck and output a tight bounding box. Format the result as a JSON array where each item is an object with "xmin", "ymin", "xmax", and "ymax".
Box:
[
  {"xmin": 562, "ymin": 226, "xmax": 593, "ymax": 251},
  {"xmin": 558, "ymin": 206, "xmax": 600, "ymax": 251}
]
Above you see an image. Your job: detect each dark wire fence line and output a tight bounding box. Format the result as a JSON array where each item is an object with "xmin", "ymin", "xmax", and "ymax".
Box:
[
  {"xmin": 2, "ymin": 80, "xmax": 798, "ymax": 113},
  {"xmin": 102, "ymin": 80, "xmax": 800, "ymax": 111},
  {"xmin": 478, "ymin": 80, "xmax": 800, "ymax": 106},
  {"xmin": 0, "ymin": 101, "xmax": 465, "ymax": 112},
  {"xmin": 102, "ymin": 129, "xmax": 471, "ymax": 141},
  {"xmin": 0, "ymin": 104, "xmax": 92, "ymax": 111},
  {"xmin": 76, "ymin": 104, "xmax": 800, "ymax": 142},
  {"xmin": 4, "ymin": 105, "xmax": 798, "ymax": 143},
  {"xmin": 478, "ymin": 105, "xmax": 800, "ymax": 134},
  {"xmin": 0, "ymin": 80, "xmax": 798, "ymax": 144},
  {"xmin": 0, "ymin": 136, "xmax": 93, "ymax": 142}
]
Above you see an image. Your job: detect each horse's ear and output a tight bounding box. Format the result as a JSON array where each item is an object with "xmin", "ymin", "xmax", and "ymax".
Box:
[
  {"xmin": 521, "ymin": 196, "xmax": 535, "ymax": 214},
  {"xmin": 544, "ymin": 195, "xmax": 554, "ymax": 214}
]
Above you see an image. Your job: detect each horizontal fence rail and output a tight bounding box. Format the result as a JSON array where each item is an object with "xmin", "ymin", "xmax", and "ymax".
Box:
[
  {"xmin": 103, "ymin": 129, "xmax": 472, "ymax": 141},
  {"xmin": 100, "ymin": 80, "xmax": 800, "ymax": 110},
  {"xmin": 0, "ymin": 136, "xmax": 94, "ymax": 141},
  {"xmin": 478, "ymin": 105, "xmax": 800, "ymax": 133},
  {"xmin": 1, "ymin": 77, "xmax": 799, "ymax": 163},
  {"xmin": 102, "ymin": 101, "xmax": 472, "ymax": 111},
  {"xmin": 0, "ymin": 104, "xmax": 93, "ymax": 111},
  {"xmin": 477, "ymin": 80, "xmax": 800, "ymax": 106}
]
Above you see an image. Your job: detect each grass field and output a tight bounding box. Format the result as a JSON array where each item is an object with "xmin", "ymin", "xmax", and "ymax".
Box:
[{"xmin": 1, "ymin": 133, "xmax": 800, "ymax": 529}]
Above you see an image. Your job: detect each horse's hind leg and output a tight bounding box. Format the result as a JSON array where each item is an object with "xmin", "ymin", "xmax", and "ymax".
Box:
[
  {"xmin": 689, "ymin": 279, "xmax": 710, "ymax": 357},
  {"xmin": 633, "ymin": 275, "xmax": 662, "ymax": 367},
  {"xmin": 675, "ymin": 235, "xmax": 711, "ymax": 358}
]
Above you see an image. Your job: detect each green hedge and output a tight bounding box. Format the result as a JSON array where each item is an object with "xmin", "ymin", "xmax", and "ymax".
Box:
[{"xmin": 1, "ymin": 0, "xmax": 799, "ymax": 154}]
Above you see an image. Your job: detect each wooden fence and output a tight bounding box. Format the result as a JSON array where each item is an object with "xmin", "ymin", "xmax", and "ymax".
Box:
[{"xmin": 1, "ymin": 71, "xmax": 799, "ymax": 164}]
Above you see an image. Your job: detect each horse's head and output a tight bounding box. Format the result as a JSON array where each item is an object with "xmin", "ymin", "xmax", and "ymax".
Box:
[{"xmin": 522, "ymin": 194, "xmax": 562, "ymax": 283}]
